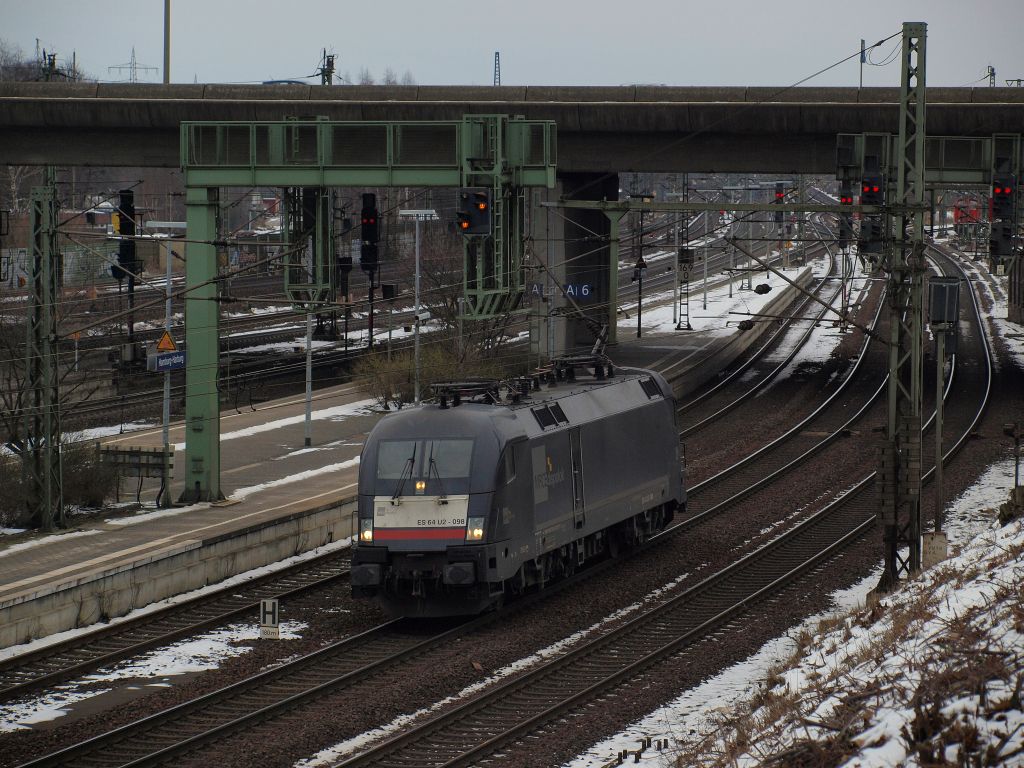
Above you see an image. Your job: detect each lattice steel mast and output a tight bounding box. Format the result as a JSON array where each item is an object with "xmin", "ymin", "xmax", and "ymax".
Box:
[
  {"xmin": 878, "ymin": 22, "xmax": 928, "ymax": 589},
  {"xmin": 23, "ymin": 169, "xmax": 64, "ymax": 530}
]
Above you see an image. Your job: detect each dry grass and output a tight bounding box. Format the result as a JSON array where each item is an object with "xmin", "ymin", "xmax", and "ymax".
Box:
[{"xmin": 667, "ymin": 524, "xmax": 1024, "ymax": 767}]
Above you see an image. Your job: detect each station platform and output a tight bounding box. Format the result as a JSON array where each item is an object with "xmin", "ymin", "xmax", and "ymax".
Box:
[{"xmin": 0, "ymin": 267, "xmax": 811, "ymax": 650}]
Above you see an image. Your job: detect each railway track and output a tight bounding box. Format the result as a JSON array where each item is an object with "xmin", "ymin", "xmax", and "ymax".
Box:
[
  {"xmin": 0, "ymin": 546, "xmax": 352, "ymax": 703},
  {"xmin": 10, "ymin": 243, "xmax": 991, "ymax": 768},
  {"xmin": 337, "ymin": 480, "xmax": 879, "ymax": 768},
  {"xmin": 4, "ymin": 237, "xmax": 837, "ymax": 704},
  {"xmin": 60, "ymin": 210, "xmax": 729, "ymax": 428},
  {"xmin": 328, "ymin": 246, "xmax": 993, "ymax": 768},
  {"xmin": 8, "ymin": 237, "xmax": 888, "ymax": 767},
  {"xmin": 5, "ymin": 233, "xmax": 869, "ymax": 760},
  {"xmin": 677, "ymin": 219, "xmax": 847, "ymax": 436}
]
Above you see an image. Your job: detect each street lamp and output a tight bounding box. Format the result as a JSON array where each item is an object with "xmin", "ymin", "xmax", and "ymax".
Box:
[
  {"xmin": 629, "ymin": 193, "xmax": 653, "ymax": 338},
  {"xmin": 398, "ymin": 209, "xmax": 438, "ymax": 406}
]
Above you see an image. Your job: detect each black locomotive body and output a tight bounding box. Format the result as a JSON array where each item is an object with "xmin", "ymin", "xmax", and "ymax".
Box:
[{"xmin": 350, "ymin": 365, "xmax": 684, "ymax": 616}]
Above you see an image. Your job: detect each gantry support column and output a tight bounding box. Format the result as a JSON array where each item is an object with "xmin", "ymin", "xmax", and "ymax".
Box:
[
  {"xmin": 530, "ymin": 186, "xmax": 567, "ymax": 362},
  {"xmin": 558, "ymin": 172, "xmax": 618, "ymax": 348},
  {"xmin": 180, "ymin": 186, "xmax": 223, "ymax": 503},
  {"xmin": 879, "ymin": 21, "xmax": 927, "ymax": 589}
]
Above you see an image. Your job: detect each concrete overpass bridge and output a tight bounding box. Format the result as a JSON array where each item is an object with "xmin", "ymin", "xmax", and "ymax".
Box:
[{"xmin": 2, "ymin": 83, "xmax": 1024, "ymax": 173}]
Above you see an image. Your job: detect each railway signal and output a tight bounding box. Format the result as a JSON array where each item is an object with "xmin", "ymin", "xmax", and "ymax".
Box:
[
  {"xmin": 111, "ymin": 189, "xmax": 137, "ymax": 281},
  {"xmin": 990, "ymin": 220, "xmax": 1014, "ymax": 258},
  {"xmin": 773, "ymin": 182, "xmax": 785, "ymax": 224},
  {"xmin": 360, "ymin": 193, "xmax": 379, "ymax": 273},
  {"xmin": 858, "ymin": 217, "xmax": 883, "ymax": 259},
  {"xmin": 860, "ymin": 176, "xmax": 884, "ymax": 206},
  {"xmin": 456, "ymin": 188, "xmax": 492, "ymax": 235},
  {"xmin": 839, "ymin": 182, "xmax": 854, "ymax": 246},
  {"xmin": 992, "ymin": 175, "xmax": 1016, "ymax": 221},
  {"xmin": 360, "ymin": 193, "xmax": 379, "ymax": 243}
]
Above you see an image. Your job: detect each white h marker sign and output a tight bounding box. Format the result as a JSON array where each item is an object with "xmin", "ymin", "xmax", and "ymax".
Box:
[{"xmin": 259, "ymin": 598, "xmax": 280, "ymax": 640}]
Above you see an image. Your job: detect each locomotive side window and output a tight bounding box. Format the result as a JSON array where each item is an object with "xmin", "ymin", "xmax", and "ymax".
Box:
[
  {"xmin": 498, "ymin": 446, "xmax": 516, "ymax": 485},
  {"xmin": 639, "ymin": 377, "xmax": 663, "ymax": 399},
  {"xmin": 376, "ymin": 439, "xmax": 474, "ymax": 479},
  {"xmin": 531, "ymin": 403, "xmax": 569, "ymax": 430},
  {"xmin": 532, "ymin": 406, "xmax": 557, "ymax": 430},
  {"xmin": 548, "ymin": 402, "xmax": 569, "ymax": 425}
]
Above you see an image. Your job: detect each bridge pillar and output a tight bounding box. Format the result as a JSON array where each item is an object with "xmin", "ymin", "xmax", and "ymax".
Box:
[
  {"xmin": 558, "ymin": 172, "xmax": 619, "ymax": 349},
  {"xmin": 179, "ymin": 186, "xmax": 223, "ymax": 504}
]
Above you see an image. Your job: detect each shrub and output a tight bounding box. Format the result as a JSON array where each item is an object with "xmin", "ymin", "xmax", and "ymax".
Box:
[
  {"xmin": 62, "ymin": 441, "xmax": 118, "ymax": 509},
  {"xmin": 0, "ymin": 440, "xmax": 118, "ymax": 530},
  {"xmin": 0, "ymin": 454, "xmax": 30, "ymax": 528},
  {"xmin": 353, "ymin": 339, "xmax": 518, "ymax": 410}
]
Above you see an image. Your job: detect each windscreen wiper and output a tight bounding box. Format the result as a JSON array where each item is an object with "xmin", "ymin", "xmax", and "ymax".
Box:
[
  {"xmin": 427, "ymin": 442, "xmax": 448, "ymax": 504},
  {"xmin": 392, "ymin": 445, "xmax": 416, "ymax": 502}
]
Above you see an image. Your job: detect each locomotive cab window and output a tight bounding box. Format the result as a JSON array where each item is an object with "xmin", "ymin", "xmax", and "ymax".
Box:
[{"xmin": 376, "ymin": 439, "xmax": 474, "ymax": 480}]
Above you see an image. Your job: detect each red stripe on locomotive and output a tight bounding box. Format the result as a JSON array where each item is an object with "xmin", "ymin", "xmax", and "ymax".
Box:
[{"xmin": 374, "ymin": 528, "xmax": 465, "ymax": 540}]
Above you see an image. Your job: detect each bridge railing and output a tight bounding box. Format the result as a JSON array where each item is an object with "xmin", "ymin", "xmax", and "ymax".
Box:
[{"xmin": 179, "ymin": 117, "xmax": 556, "ymax": 188}]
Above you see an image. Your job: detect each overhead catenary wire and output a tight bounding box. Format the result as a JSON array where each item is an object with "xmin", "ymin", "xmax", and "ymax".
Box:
[{"xmin": 561, "ymin": 32, "xmax": 902, "ymax": 202}]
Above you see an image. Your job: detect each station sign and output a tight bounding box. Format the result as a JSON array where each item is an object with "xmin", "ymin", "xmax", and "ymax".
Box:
[
  {"xmin": 147, "ymin": 351, "xmax": 186, "ymax": 372},
  {"xmin": 526, "ymin": 282, "xmax": 597, "ymax": 303}
]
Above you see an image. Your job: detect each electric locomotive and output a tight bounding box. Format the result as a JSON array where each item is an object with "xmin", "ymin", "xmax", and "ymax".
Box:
[{"xmin": 350, "ymin": 356, "xmax": 684, "ymax": 616}]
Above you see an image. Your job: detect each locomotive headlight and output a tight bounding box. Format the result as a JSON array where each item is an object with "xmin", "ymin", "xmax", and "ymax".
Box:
[
  {"xmin": 415, "ymin": 480, "xmax": 426, "ymax": 494},
  {"xmin": 466, "ymin": 516, "xmax": 485, "ymax": 541},
  {"xmin": 359, "ymin": 518, "xmax": 374, "ymax": 543}
]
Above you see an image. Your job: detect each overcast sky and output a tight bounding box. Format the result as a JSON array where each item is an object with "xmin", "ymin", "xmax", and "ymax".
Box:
[{"xmin": 4, "ymin": 0, "xmax": 1024, "ymax": 88}]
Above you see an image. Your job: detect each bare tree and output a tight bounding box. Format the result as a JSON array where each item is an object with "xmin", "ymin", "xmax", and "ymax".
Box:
[
  {"xmin": 401, "ymin": 70, "xmax": 416, "ymax": 86},
  {"xmin": 3, "ymin": 165, "xmax": 42, "ymax": 212},
  {"xmin": 408, "ymin": 226, "xmax": 523, "ymax": 364},
  {"xmin": 0, "ymin": 39, "xmax": 37, "ymax": 81},
  {"xmin": 382, "ymin": 67, "xmax": 398, "ymax": 85},
  {"xmin": 0, "ymin": 41, "xmax": 79, "ymax": 211},
  {"xmin": 357, "ymin": 67, "xmax": 375, "ymax": 85}
]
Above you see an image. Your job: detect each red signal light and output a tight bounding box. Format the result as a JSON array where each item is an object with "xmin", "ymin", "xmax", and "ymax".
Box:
[
  {"xmin": 460, "ymin": 219, "xmax": 469, "ymax": 230},
  {"xmin": 476, "ymin": 202, "xmax": 487, "ymax": 211}
]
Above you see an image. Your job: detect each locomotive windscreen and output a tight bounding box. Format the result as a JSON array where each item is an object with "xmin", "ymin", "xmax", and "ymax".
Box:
[{"xmin": 376, "ymin": 439, "xmax": 475, "ymax": 481}]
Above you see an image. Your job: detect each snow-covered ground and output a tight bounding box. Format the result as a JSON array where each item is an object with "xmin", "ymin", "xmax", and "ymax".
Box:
[
  {"xmin": 562, "ymin": 460, "xmax": 1019, "ymax": 767},
  {"xmin": 0, "ymin": 535, "xmax": 353, "ymax": 731},
  {"xmin": 562, "ymin": 247, "xmax": 1024, "ymax": 767},
  {"xmin": 171, "ymin": 397, "xmax": 376, "ymax": 451},
  {"xmin": 0, "ymin": 619, "xmax": 308, "ymax": 732},
  {"xmin": 619, "ymin": 249, "xmax": 811, "ymax": 337}
]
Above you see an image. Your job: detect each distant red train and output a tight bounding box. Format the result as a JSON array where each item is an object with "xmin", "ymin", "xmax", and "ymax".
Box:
[{"xmin": 952, "ymin": 197, "xmax": 987, "ymax": 224}]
